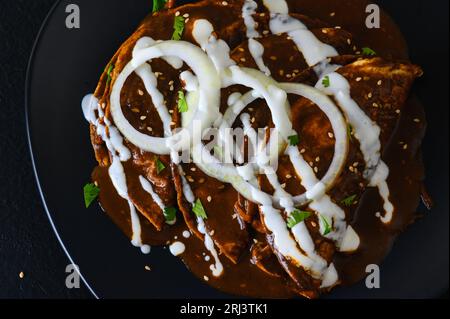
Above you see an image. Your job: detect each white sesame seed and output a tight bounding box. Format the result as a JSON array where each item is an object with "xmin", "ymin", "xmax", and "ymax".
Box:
[
  {"xmin": 138, "ymin": 89, "xmax": 144, "ymax": 96},
  {"xmin": 377, "ymin": 80, "xmax": 383, "ymax": 86},
  {"xmin": 207, "ymin": 196, "xmax": 212, "ymax": 202},
  {"xmin": 175, "ymin": 11, "xmax": 180, "ymax": 16},
  {"xmin": 140, "ymin": 116, "xmax": 147, "ymax": 121},
  {"xmin": 356, "ymin": 77, "xmax": 362, "ymax": 82},
  {"xmin": 221, "ymin": 1, "xmax": 228, "ymax": 6}
]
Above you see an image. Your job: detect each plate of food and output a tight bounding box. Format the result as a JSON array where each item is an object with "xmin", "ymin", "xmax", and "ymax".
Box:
[{"xmin": 27, "ymin": 0, "xmax": 448, "ymax": 298}]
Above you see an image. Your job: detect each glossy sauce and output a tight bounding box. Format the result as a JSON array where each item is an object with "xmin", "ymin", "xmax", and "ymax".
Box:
[{"xmin": 88, "ymin": 0, "xmax": 426, "ymax": 297}]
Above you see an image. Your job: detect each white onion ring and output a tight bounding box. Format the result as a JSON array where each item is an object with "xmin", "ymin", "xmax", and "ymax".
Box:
[{"xmin": 110, "ymin": 41, "xmax": 221, "ymax": 155}]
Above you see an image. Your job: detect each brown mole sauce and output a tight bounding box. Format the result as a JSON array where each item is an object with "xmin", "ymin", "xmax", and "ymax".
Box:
[{"xmin": 91, "ymin": 0, "xmax": 427, "ymax": 298}]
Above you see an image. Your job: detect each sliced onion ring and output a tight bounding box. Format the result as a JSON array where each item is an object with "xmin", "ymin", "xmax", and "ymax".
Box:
[{"xmin": 110, "ymin": 40, "xmax": 221, "ymax": 155}]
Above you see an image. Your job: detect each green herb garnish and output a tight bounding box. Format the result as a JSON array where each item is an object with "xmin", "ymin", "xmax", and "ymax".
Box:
[
  {"xmin": 155, "ymin": 157, "xmax": 166, "ymax": 174},
  {"xmin": 341, "ymin": 194, "xmax": 357, "ymax": 207},
  {"xmin": 178, "ymin": 90, "xmax": 188, "ymax": 113},
  {"xmin": 347, "ymin": 124, "xmax": 354, "ymax": 140},
  {"xmin": 106, "ymin": 64, "xmax": 115, "ymax": 86},
  {"xmin": 362, "ymin": 47, "xmax": 377, "ymax": 56},
  {"xmin": 322, "ymin": 75, "xmax": 330, "ymax": 88},
  {"xmin": 83, "ymin": 183, "xmax": 100, "ymax": 208},
  {"xmin": 152, "ymin": 0, "xmax": 167, "ymax": 13},
  {"xmin": 288, "ymin": 134, "xmax": 300, "ymax": 146},
  {"xmin": 319, "ymin": 215, "xmax": 332, "ymax": 236},
  {"xmin": 163, "ymin": 207, "xmax": 177, "ymax": 222},
  {"xmin": 287, "ymin": 210, "xmax": 312, "ymax": 229},
  {"xmin": 172, "ymin": 16, "xmax": 185, "ymax": 40},
  {"xmin": 192, "ymin": 199, "xmax": 208, "ymax": 219}
]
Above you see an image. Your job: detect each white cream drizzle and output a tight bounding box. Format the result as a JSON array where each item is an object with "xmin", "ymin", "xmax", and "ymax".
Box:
[
  {"xmin": 82, "ymin": 95, "xmax": 150, "ymax": 254},
  {"xmin": 82, "ymin": 0, "xmax": 398, "ymax": 287},
  {"xmin": 169, "ymin": 241, "xmax": 186, "ymax": 256}
]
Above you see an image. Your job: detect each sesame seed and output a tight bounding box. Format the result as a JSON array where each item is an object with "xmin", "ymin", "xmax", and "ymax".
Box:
[
  {"xmin": 199, "ymin": 178, "xmax": 206, "ymax": 184},
  {"xmin": 286, "ymin": 174, "xmax": 292, "ymax": 179},
  {"xmin": 349, "ymin": 166, "xmax": 355, "ymax": 172},
  {"xmin": 281, "ymin": 183, "xmax": 287, "ymax": 189},
  {"xmin": 147, "ymin": 127, "xmax": 153, "ymax": 132},
  {"xmin": 168, "ymin": 80, "xmax": 174, "ymax": 85},
  {"xmin": 356, "ymin": 77, "xmax": 362, "ymax": 82},
  {"xmin": 175, "ymin": 11, "xmax": 180, "ymax": 16},
  {"xmin": 207, "ymin": 196, "xmax": 212, "ymax": 202},
  {"xmin": 347, "ymin": 39, "xmax": 352, "ymax": 45},
  {"xmin": 140, "ymin": 116, "xmax": 147, "ymax": 121},
  {"xmin": 315, "ymin": 157, "xmax": 320, "ymax": 162},
  {"xmin": 353, "ymin": 162, "xmax": 359, "ymax": 167},
  {"xmin": 187, "ymin": 176, "xmax": 194, "ymax": 183},
  {"xmin": 170, "ymin": 121, "xmax": 176, "ymax": 126},
  {"xmin": 330, "ymin": 12, "xmax": 336, "ymax": 17},
  {"xmin": 240, "ymin": 58, "xmax": 246, "ymax": 62},
  {"xmin": 138, "ymin": 89, "xmax": 144, "ymax": 96},
  {"xmin": 403, "ymin": 144, "xmax": 408, "ymax": 150},
  {"xmin": 183, "ymin": 13, "xmax": 189, "ymax": 18},
  {"xmin": 368, "ymin": 92, "xmax": 373, "ymax": 98},
  {"xmin": 270, "ymin": 56, "xmax": 277, "ymax": 61},
  {"xmin": 169, "ymin": 110, "xmax": 174, "ymax": 114},
  {"xmin": 204, "ymin": 276, "xmax": 209, "ymax": 281},
  {"xmin": 131, "ymin": 108, "xmax": 140, "ymax": 113},
  {"xmin": 322, "ymin": 29, "xmax": 328, "ymax": 34},
  {"xmin": 309, "ymin": 161, "xmax": 314, "ymax": 167},
  {"xmin": 263, "ymin": 30, "xmax": 270, "ymax": 35},
  {"xmin": 222, "ymin": 1, "xmax": 228, "ymax": 6},
  {"xmin": 328, "ymin": 132, "xmax": 334, "ymax": 139},
  {"xmin": 372, "ymin": 103, "xmax": 379, "ymax": 108},
  {"xmin": 144, "ymin": 265, "xmax": 151, "ymax": 271},
  {"xmin": 311, "ymin": 221, "xmax": 317, "ymax": 227},
  {"xmin": 279, "ymin": 70, "xmax": 285, "ymax": 76},
  {"xmin": 190, "ymin": 167, "xmax": 197, "ymax": 172},
  {"xmin": 314, "ymin": 167, "xmax": 319, "ymax": 173},
  {"xmin": 169, "ymin": 85, "xmax": 174, "ymax": 91},
  {"xmin": 300, "ymin": 148, "xmax": 306, "ymax": 154},
  {"xmin": 396, "ymin": 109, "xmax": 401, "ymax": 114},
  {"xmin": 238, "ymin": 47, "xmax": 245, "ymax": 52},
  {"xmin": 218, "ymin": 185, "xmax": 225, "ymax": 190},
  {"xmin": 185, "ymin": 18, "xmax": 190, "ymax": 23},
  {"xmin": 413, "ymin": 118, "xmax": 421, "ymax": 123},
  {"xmin": 377, "ymin": 80, "xmax": 383, "ymax": 86},
  {"xmin": 19, "ymin": 272, "xmax": 24, "ymax": 279}
]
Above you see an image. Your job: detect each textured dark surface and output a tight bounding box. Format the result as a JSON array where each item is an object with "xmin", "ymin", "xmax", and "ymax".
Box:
[
  {"xmin": 0, "ymin": 0, "xmax": 92, "ymax": 298},
  {"xmin": 0, "ymin": 0, "xmax": 448, "ymax": 299}
]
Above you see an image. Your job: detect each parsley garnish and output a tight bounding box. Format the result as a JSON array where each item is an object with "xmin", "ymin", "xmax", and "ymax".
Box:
[
  {"xmin": 288, "ymin": 134, "xmax": 300, "ymax": 146},
  {"xmin": 106, "ymin": 64, "xmax": 114, "ymax": 86},
  {"xmin": 163, "ymin": 207, "xmax": 177, "ymax": 223},
  {"xmin": 83, "ymin": 183, "xmax": 100, "ymax": 208},
  {"xmin": 152, "ymin": 0, "xmax": 167, "ymax": 13},
  {"xmin": 319, "ymin": 215, "xmax": 332, "ymax": 236},
  {"xmin": 192, "ymin": 199, "xmax": 208, "ymax": 219},
  {"xmin": 362, "ymin": 47, "xmax": 377, "ymax": 56},
  {"xmin": 341, "ymin": 194, "xmax": 357, "ymax": 207},
  {"xmin": 322, "ymin": 75, "xmax": 330, "ymax": 88},
  {"xmin": 178, "ymin": 91, "xmax": 188, "ymax": 113},
  {"xmin": 287, "ymin": 210, "xmax": 312, "ymax": 229},
  {"xmin": 172, "ymin": 16, "xmax": 185, "ymax": 41},
  {"xmin": 155, "ymin": 157, "xmax": 166, "ymax": 174}
]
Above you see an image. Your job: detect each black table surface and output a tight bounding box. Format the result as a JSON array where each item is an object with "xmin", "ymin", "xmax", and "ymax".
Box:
[{"xmin": 0, "ymin": 0, "xmax": 448, "ymax": 299}]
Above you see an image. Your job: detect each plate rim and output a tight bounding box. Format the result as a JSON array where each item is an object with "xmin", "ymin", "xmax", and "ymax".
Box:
[{"xmin": 24, "ymin": 0, "xmax": 99, "ymax": 299}]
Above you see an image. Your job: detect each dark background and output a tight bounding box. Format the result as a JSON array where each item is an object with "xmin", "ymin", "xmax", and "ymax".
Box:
[{"xmin": 0, "ymin": 0, "xmax": 448, "ymax": 299}]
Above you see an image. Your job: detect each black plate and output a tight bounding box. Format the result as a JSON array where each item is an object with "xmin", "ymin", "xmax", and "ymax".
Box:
[{"xmin": 26, "ymin": 0, "xmax": 449, "ymax": 298}]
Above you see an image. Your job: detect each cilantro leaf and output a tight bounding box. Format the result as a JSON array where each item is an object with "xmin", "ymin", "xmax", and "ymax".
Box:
[
  {"xmin": 362, "ymin": 47, "xmax": 377, "ymax": 56},
  {"xmin": 322, "ymin": 75, "xmax": 330, "ymax": 88},
  {"xmin": 193, "ymin": 199, "xmax": 208, "ymax": 219},
  {"xmin": 84, "ymin": 183, "xmax": 100, "ymax": 208},
  {"xmin": 152, "ymin": 0, "xmax": 167, "ymax": 13},
  {"xmin": 288, "ymin": 134, "xmax": 300, "ymax": 146},
  {"xmin": 172, "ymin": 16, "xmax": 185, "ymax": 41},
  {"xmin": 155, "ymin": 157, "xmax": 166, "ymax": 174},
  {"xmin": 319, "ymin": 215, "xmax": 332, "ymax": 236},
  {"xmin": 287, "ymin": 210, "xmax": 312, "ymax": 229},
  {"xmin": 341, "ymin": 194, "xmax": 357, "ymax": 207},
  {"xmin": 178, "ymin": 90, "xmax": 188, "ymax": 113},
  {"xmin": 163, "ymin": 207, "xmax": 177, "ymax": 222},
  {"xmin": 106, "ymin": 64, "xmax": 114, "ymax": 86}
]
